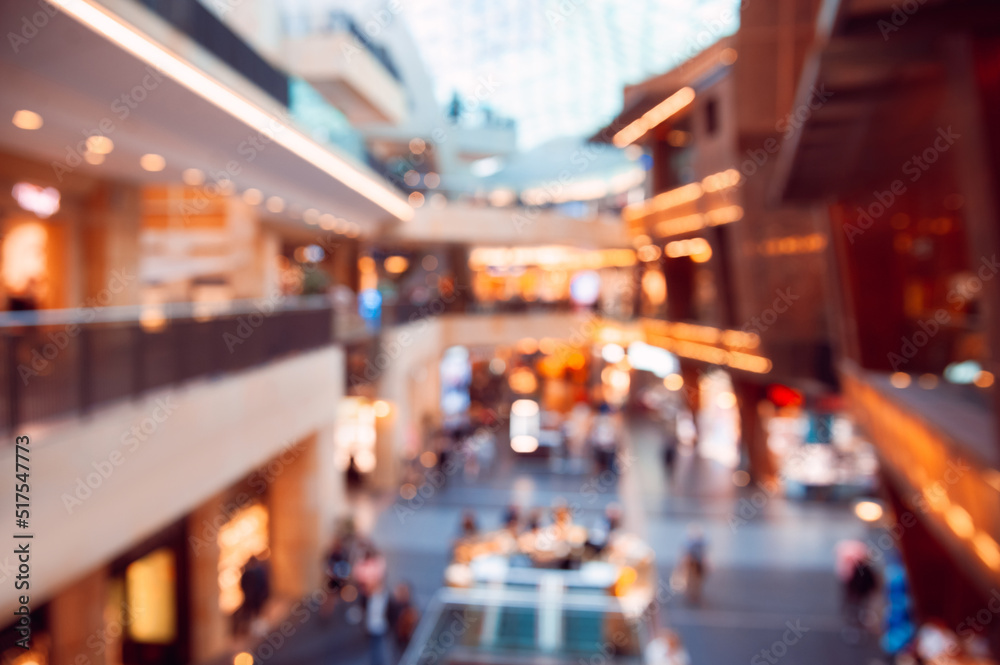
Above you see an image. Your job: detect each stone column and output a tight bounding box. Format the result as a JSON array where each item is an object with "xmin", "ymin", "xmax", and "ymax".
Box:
[
  {"xmin": 677, "ymin": 359, "xmax": 702, "ymax": 446},
  {"xmin": 49, "ymin": 567, "xmax": 110, "ymax": 665},
  {"xmin": 731, "ymin": 377, "xmax": 776, "ymax": 483},
  {"xmin": 187, "ymin": 493, "xmax": 229, "ymax": 664},
  {"xmin": 270, "ymin": 428, "xmax": 347, "ymax": 599}
]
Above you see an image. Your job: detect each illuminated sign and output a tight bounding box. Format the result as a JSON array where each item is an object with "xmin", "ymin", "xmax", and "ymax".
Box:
[{"xmin": 12, "ymin": 183, "xmax": 60, "ymax": 218}]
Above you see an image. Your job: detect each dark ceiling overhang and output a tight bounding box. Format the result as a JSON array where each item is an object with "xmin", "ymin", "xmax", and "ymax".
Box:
[{"xmin": 774, "ymin": 0, "xmax": 1000, "ymax": 204}]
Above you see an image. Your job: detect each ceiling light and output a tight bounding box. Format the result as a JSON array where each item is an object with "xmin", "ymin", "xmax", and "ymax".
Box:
[
  {"xmin": 182, "ymin": 168, "xmax": 205, "ymax": 186},
  {"xmin": 242, "ymin": 188, "xmax": 262, "ymax": 205},
  {"xmin": 265, "ymin": 196, "xmax": 284, "ymax": 213},
  {"xmin": 11, "ymin": 110, "xmax": 42, "ymax": 130},
  {"xmin": 139, "ymin": 153, "xmax": 165, "ymax": 172},
  {"xmin": 85, "ymin": 136, "xmax": 114, "ymax": 154}
]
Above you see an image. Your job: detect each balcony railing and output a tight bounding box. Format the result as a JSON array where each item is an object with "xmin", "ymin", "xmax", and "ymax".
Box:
[
  {"xmin": 0, "ymin": 293, "xmax": 619, "ymax": 431},
  {"xmin": 0, "ymin": 297, "xmax": 333, "ymax": 433}
]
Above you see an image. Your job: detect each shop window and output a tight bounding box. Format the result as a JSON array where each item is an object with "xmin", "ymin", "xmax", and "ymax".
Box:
[
  {"xmin": 125, "ymin": 548, "xmax": 177, "ymax": 644},
  {"xmin": 1, "ymin": 221, "xmax": 48, "ymax": 310},
  {"xmin": 217, "ymin": 504, "xmax": 269, "ymax": 615}
]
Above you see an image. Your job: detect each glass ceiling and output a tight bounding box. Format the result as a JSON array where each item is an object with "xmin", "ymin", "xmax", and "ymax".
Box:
[{"xmin": 402, "ymin": 0, "xmax": 740, "ymax": 148}]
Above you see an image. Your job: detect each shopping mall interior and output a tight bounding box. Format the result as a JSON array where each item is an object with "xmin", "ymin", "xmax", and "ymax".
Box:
[{"xmin": 0, "ymin": 0, "xmax": 998, "ymax": 663}]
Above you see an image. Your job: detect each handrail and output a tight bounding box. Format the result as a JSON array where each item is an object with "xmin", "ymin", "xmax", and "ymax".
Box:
[{"xmin": 0, "ymin": 294, "xmax": 333, "ymax": 329}]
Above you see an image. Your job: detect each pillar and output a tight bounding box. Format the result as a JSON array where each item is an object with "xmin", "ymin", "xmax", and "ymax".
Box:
[
  {"xmin": 677, "ymin": 359, "xmax": 702, "ymax": 445},
  {"xmin": 731, "ymin": 376, "xmax": 776, "ymax": 483},
  {"xmin": 270, "ymin": 428, "xmax": 347, "ymax": 598},
  {"xmin": 187, "ymin": 493, "xmax": 229, "ymax": 664},
  {"xmin": 49, "ymin": 567, "xmax": 110, "ymax": 665}
]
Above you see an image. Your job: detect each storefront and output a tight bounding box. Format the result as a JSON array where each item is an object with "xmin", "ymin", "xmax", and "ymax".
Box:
[{"xmin": 0, "ymin": 148, "xmax": 141, "ymax": 312}]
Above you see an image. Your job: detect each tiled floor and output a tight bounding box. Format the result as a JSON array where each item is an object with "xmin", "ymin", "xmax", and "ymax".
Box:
[{"xmin": 224, "ymin": 415, "xmax": 887, "ymax": 665}]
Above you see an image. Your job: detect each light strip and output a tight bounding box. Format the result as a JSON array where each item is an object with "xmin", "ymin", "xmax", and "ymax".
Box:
[
  {"xmin": 623, "ymin": 169, "xmax": 741, "ymax": 223},
  {"xmin": 50, "ymin": 0, "xmax": 413, "ymax": 222},
  {"xmin": 613, "ymin": 86, "xmax": 695, "ymax": 147},
  {"xmin": 644, "ymin": 321, "xmax": 771, "ymax": 374}
]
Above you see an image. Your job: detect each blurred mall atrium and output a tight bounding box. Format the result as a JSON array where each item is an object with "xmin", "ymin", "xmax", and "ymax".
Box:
[{"xmin": 0, "ymin": 0, "xmax": 999, "ymax": 664}]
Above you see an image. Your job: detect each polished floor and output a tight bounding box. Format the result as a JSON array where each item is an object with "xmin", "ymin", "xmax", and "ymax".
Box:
[{"xmin": 218, "ymin": 415, "xmax": 886, "ymax": 665}]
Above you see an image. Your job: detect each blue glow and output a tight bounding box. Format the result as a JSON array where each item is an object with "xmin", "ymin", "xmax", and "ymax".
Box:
[{"xmin": 358, "ymin": 288, "xmax": 383, "ymax": 322}]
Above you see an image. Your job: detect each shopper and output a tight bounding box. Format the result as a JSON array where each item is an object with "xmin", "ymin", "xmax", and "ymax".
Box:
[
  {"xmin": 388, "ymin": 582, "xmax": 419, "ymax": 655},
  {"xmin": 590, "ymin": 403, "xmax": 618, "ymax": 473},
  {"xmin": 501, "ymin": 504, "xmax": 520, "ymax": 532},
  {"xmin": 672, "ymin": 525, "xmax": 707, "ymax": 604},
  {"xmin": 460, "ymin": 510, "xmax": 479, "ymax": 538},
  {"xmin": 585, "ymin": 503, "xmax": 622, "ymax": 555},
  {"xmin": 844, "ymin": 555, "xmax": 879, "ymax": 627},
  {"xmin": 363, "ymin": 579, "xmax": 391, "ymax": 665},
  {"xmin": 237, "ymin": 554, "xmax": 270, "ymax": 635},
  {"xmin": 662, "ymin": 430, "xmax": 679, "ymax": 479}
]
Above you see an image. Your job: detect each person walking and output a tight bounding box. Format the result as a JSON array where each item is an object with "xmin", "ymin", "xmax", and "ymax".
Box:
[
  {"xmin": 237, "ymin": 554, "xmax": 270, "ymax": 635},
  {"xmin": 364, "ymin": 580, "xmax": 391, "ymax": 665},
  {"xmin": 388, "ymin": 582, "xmax": 419, "ymax": 656},
  {"xmin": 671, "ymin": 525, "xmax": 707, "ymax": 604},
  {"xmin": 662, "ymin": 430, "xmax": 679, "ymax": 479}
]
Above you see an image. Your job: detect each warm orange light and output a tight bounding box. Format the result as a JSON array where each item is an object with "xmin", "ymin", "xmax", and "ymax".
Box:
[
  {"xmin": 1, "ymin": 222, "xmax": 47, "ymax": 294},
  {"xmin": 715, "ymin": 392, "xmax": 737, "ymax": 409},
  {"xmin": 613, "ymin": 87, "xmax": 695, "ymax": 147},
  {"xmin": 140, "ymin": 153, "xmax": 165, "ymax": 172},
  {"xmin": 85, "ymin": 135, "xmax": 114, "ymax": 155},
  {"xmin": 972, "ymin": 531, "xmax": 1000, "ymax": 570},
  {"xmin": 242, "ymin": 188, "xmax": 262, "ymax": 205},
  {"xmin": 637, "ymin": 244, "xmax": 662, "ymax": 262},
  {"xmin": 655, "ymin": 213, "xmax": 707, "ymax": 237},
  {"xmin": 701, "ymin": 169, "xmax": 741, "ymax": 192},
  {"xmin": 613, "ymin": 565, "xmax": 638, "ymax": 596},
  {"xmin": 384, "ymin": 256, "xmax": 409, "ymax": 274},
  {"xmin": 973, "ymin": 533, "xmax": 1000, "ymax": 571},
  {"xmin": 889, "ymin": 372, "xmax": 912, "ymax": 389},
  {"xmin": 945, "ymin": 505, "xmax": 974, "ymax": 539},
  {"xmin": 642, "ymin": 269, "xmax": 667, "ymax": 306},
  {"xmin": 666, "ymin": 238, "xmax": 712, "ymax": 261},
  {"xmin": 624, "ymin": 182, "xmax": 702, "ymax": 222},
  {"xmin": 12, "ymin": 110, "xmax": 43, "ymax": 130},
  {"xmin": 917, "ymin": 373, "xmax": 939, "ymax": 389},
  {"xmin": 854, "ymin": 501, "xmax": 883, "ymax": 523},
  {"xmin": 516, "ymin": 338, "xmax": 539, "ymax": 355},
  {"xmin": 508, "ymin": 367, "xmax": 538, "ymax": 394},
  {"xmin": 705, "ymin": 205, "xmax": 744, "ymax": 226},
  {"xmin": 217, "ymin": 504, "xmax": 269, "ymax": 615},
  {"xmin": 664, "ymin": 373, "xmax": 684, "ymax": 391},
  {"xmin": 566, "ymin": 351, "xmax": 587, "ymax": 371},
  {"xmin": 975, "ymin": 371, "xmax": 995, "ymax": 388}
]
